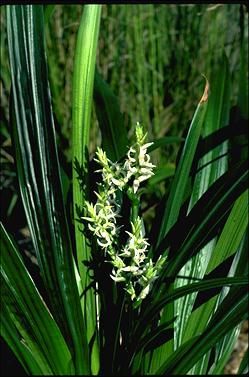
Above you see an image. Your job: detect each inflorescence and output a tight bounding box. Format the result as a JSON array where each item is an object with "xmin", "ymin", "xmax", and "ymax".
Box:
[{"xmin": 82, "ymin": 123, "xmax": 166, "ymax": 307}]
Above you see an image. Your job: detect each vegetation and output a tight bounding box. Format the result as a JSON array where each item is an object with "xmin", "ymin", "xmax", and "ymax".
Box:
[{"xmin": 0, "ymin": 4, "xmax": 248, "ymax": 375}]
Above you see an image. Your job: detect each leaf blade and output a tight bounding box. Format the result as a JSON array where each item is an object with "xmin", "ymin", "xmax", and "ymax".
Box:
[
  {"xmin": 156, "ymin": 288, "xmax": 248, "ymax": 375},
  {"xmin": 0, "ymin": 222, "xmax": 73, "ymax": 375},
  {"xmin": 72, "ymin": 5, "xmax": 102, "ymax": 374},
  {"xmin": 7, "ymin": 5, "xmax": 89, "ymax": 373}
]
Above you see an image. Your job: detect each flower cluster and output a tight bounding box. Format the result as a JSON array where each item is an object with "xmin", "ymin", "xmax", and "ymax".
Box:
[
  {"xmin": 83, "ymin": 192, "xmax": 117, "ymax": 249},
  {"xmin": 82, "ymin": 123, "xmax": 166, "ymax": 306},
  {"xmin": 111, "ymin": 217, "xmax": 166, "ymax": 306},
  {"xmin": 124, "ymin": 125, "xmax": 156, "ymax": 193}
]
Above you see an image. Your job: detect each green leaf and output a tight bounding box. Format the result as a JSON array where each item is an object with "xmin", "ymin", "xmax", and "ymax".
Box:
[
  {"xmin": 181, "ymin": 55, "xmax": 230, "ymax": 344},
  {"xmin": 1, "ymin": 305, "xmax": 44, "ymax": 375},
  {"xmin": 60, "ymin": 165, "xmax": 71, "ymax": 204},
  {"xmin": 7, "ymin": 5, "xmax": 89, "ymax": 373},
  {"xmin": 181, "ymin": 228, "xmax": 247, "ymax": 361},
  {"xmin": 206, "ymin": 189, "xmax": 248, "ymax": 274},
  {"xmin": 131, "ymin": 317, "xmax": 176, "ymax": 359},
  {"xmin": 94, "ymin": 69, "xmax": 128, "ymax": 161},
  {"xmin": 149, "ymin": 77, "xmax": 209, "ymax": 371},
  {"xmin": 145, "ymin": 164, "xmax": 247, "ymax": 374},
  {"xmin": 208, "ymin": 326, "xmax": 240, "ymax": 375},
  {"xmin": 155, "ymin": 287, "xmax": 248, "ymax": 375},
  {"xmin": 72, "ymin": 5, "xmax": 102, "ymax": 374},
  {"xmin": 132, "ymin": 276, "xmax": 248, "ymax": 343},
  {"xmin": 179, "ymin": 52, "xmax": 231, "ymax": 276},
  {"xmin": 175, "ymin": 53, "xmax": 240, "ymax": 369},
  {"xmin": 209, "ymin": 227, "xmax": 248, "ymax": 374},
  {"xmin": 156, "ymin": 77, "xmax": 209, "ymax": 246},
  {"xmin": 0, "ymin": 222, "xmax": 73, "ymax": 375},
  {"xmin": 147, "ymin": 166, "xmax": 247, "ymax": 372},
  {"xmin": 155, "ymin": 163, "xmax": 248, "ymax": 282}
]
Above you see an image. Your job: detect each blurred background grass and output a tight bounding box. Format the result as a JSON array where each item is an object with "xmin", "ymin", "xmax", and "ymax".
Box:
[
  {"xmin": 1, "ymin": 4, "xmax": 247, "ymax": 158},
  {"xmin": 45, "ymin": 4, "xmax": 247, "ymax": 163}
]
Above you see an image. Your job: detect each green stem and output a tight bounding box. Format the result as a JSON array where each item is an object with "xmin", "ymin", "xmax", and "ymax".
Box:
[
  {"xmin": 131, "ymin": 199, "xmax": 139, "ymax": 223},
  {"xmin": 128, "ymin": 189, "xmax": 140, "ymax": 223}
]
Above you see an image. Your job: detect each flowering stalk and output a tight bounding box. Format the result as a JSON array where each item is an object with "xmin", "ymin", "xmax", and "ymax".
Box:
[{"xmin": 82, "ymin": 123, "xmax": 166, "ymax": 306}]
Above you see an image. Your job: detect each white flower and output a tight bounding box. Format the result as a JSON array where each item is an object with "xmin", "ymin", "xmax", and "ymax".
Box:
[
  {"xmin": 123, "ymin": 125, "xmax": 155, "ymax": 193},
  {"xmin": 82, "ymin": 123, "xmax": 165, "ymax": 306},
  {"xmin": 138, "ymin": 284, "xmax": 150, "ymax": 300},
  {"xmin": 82, "ymin": 184, "xmax": 119, "ymax": 251},
  {"xmin": 125, "ymin": 282, "xmax": 136, "ymax": 300},
  {"xmin": 110, "ymin": 273, "xmax": 126, "ymax": 282},
  {"xmin": 120, "ymin": 265, "xmax": 140, "ymax": 273}
]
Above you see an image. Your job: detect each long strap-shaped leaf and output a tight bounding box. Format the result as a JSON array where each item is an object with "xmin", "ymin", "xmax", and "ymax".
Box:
[
  {"xmin": 7, "ymin": 5, "xmax": 89, "ymax": 373},
  {"xmin": 155, "ymin": 286, "xmax": 248, "ymax": 375},
  {"xmin": 72, "ymin": 5, "xmax": 101, "ymax": 374},
  {"xmin": 149, "ymin": 78, "xmax": 209, "ymax": 368},
  {"xmin": 174, "ymin": 55, "xmax": 231, "ymax": 356},
  {"xmin": 156, "ymin": 76, "xmax": 209, "ymax": 247},
  {"xmin": 204, "ymin": 227, "xmax": 248, "ymax": 374},
  {"xmin": 141, "ymin": 159, "xmax": 247, "ymax": 371},
  {"xmin": 180, "ymin": 192, "xmax": 248, "ymax": 347},
  {"xmin": 0, "ymin": 223, "xmax": 73, "ymax": 375},
  {"xmin": 155, "ymin": 162, "xmax": 248, "ymax": 282},
  {"xmin": 1, "ymin": 304, "xmax": 45, "ymax": 375},
  {"xmin": 131, "ymin": 276, "xmax": 248, "ymax": 342},
  {"xmin": 129, "ymin": 273, "xmax": 248, "ymax": 374}
]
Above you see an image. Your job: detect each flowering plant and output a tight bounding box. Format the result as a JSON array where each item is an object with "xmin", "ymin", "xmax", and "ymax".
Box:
[
  {"xmin": 83, "ymin": 123, "xmax": 166, "ymax": 306},
  {"xmin": 2, "ymin": 5, "xmax": 248, "ymax": 377}
]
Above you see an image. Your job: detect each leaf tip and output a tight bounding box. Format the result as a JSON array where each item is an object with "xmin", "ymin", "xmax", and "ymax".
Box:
[{"xmin": 199, "ymin": 74, "xmax": 209, "ymax": 104}]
